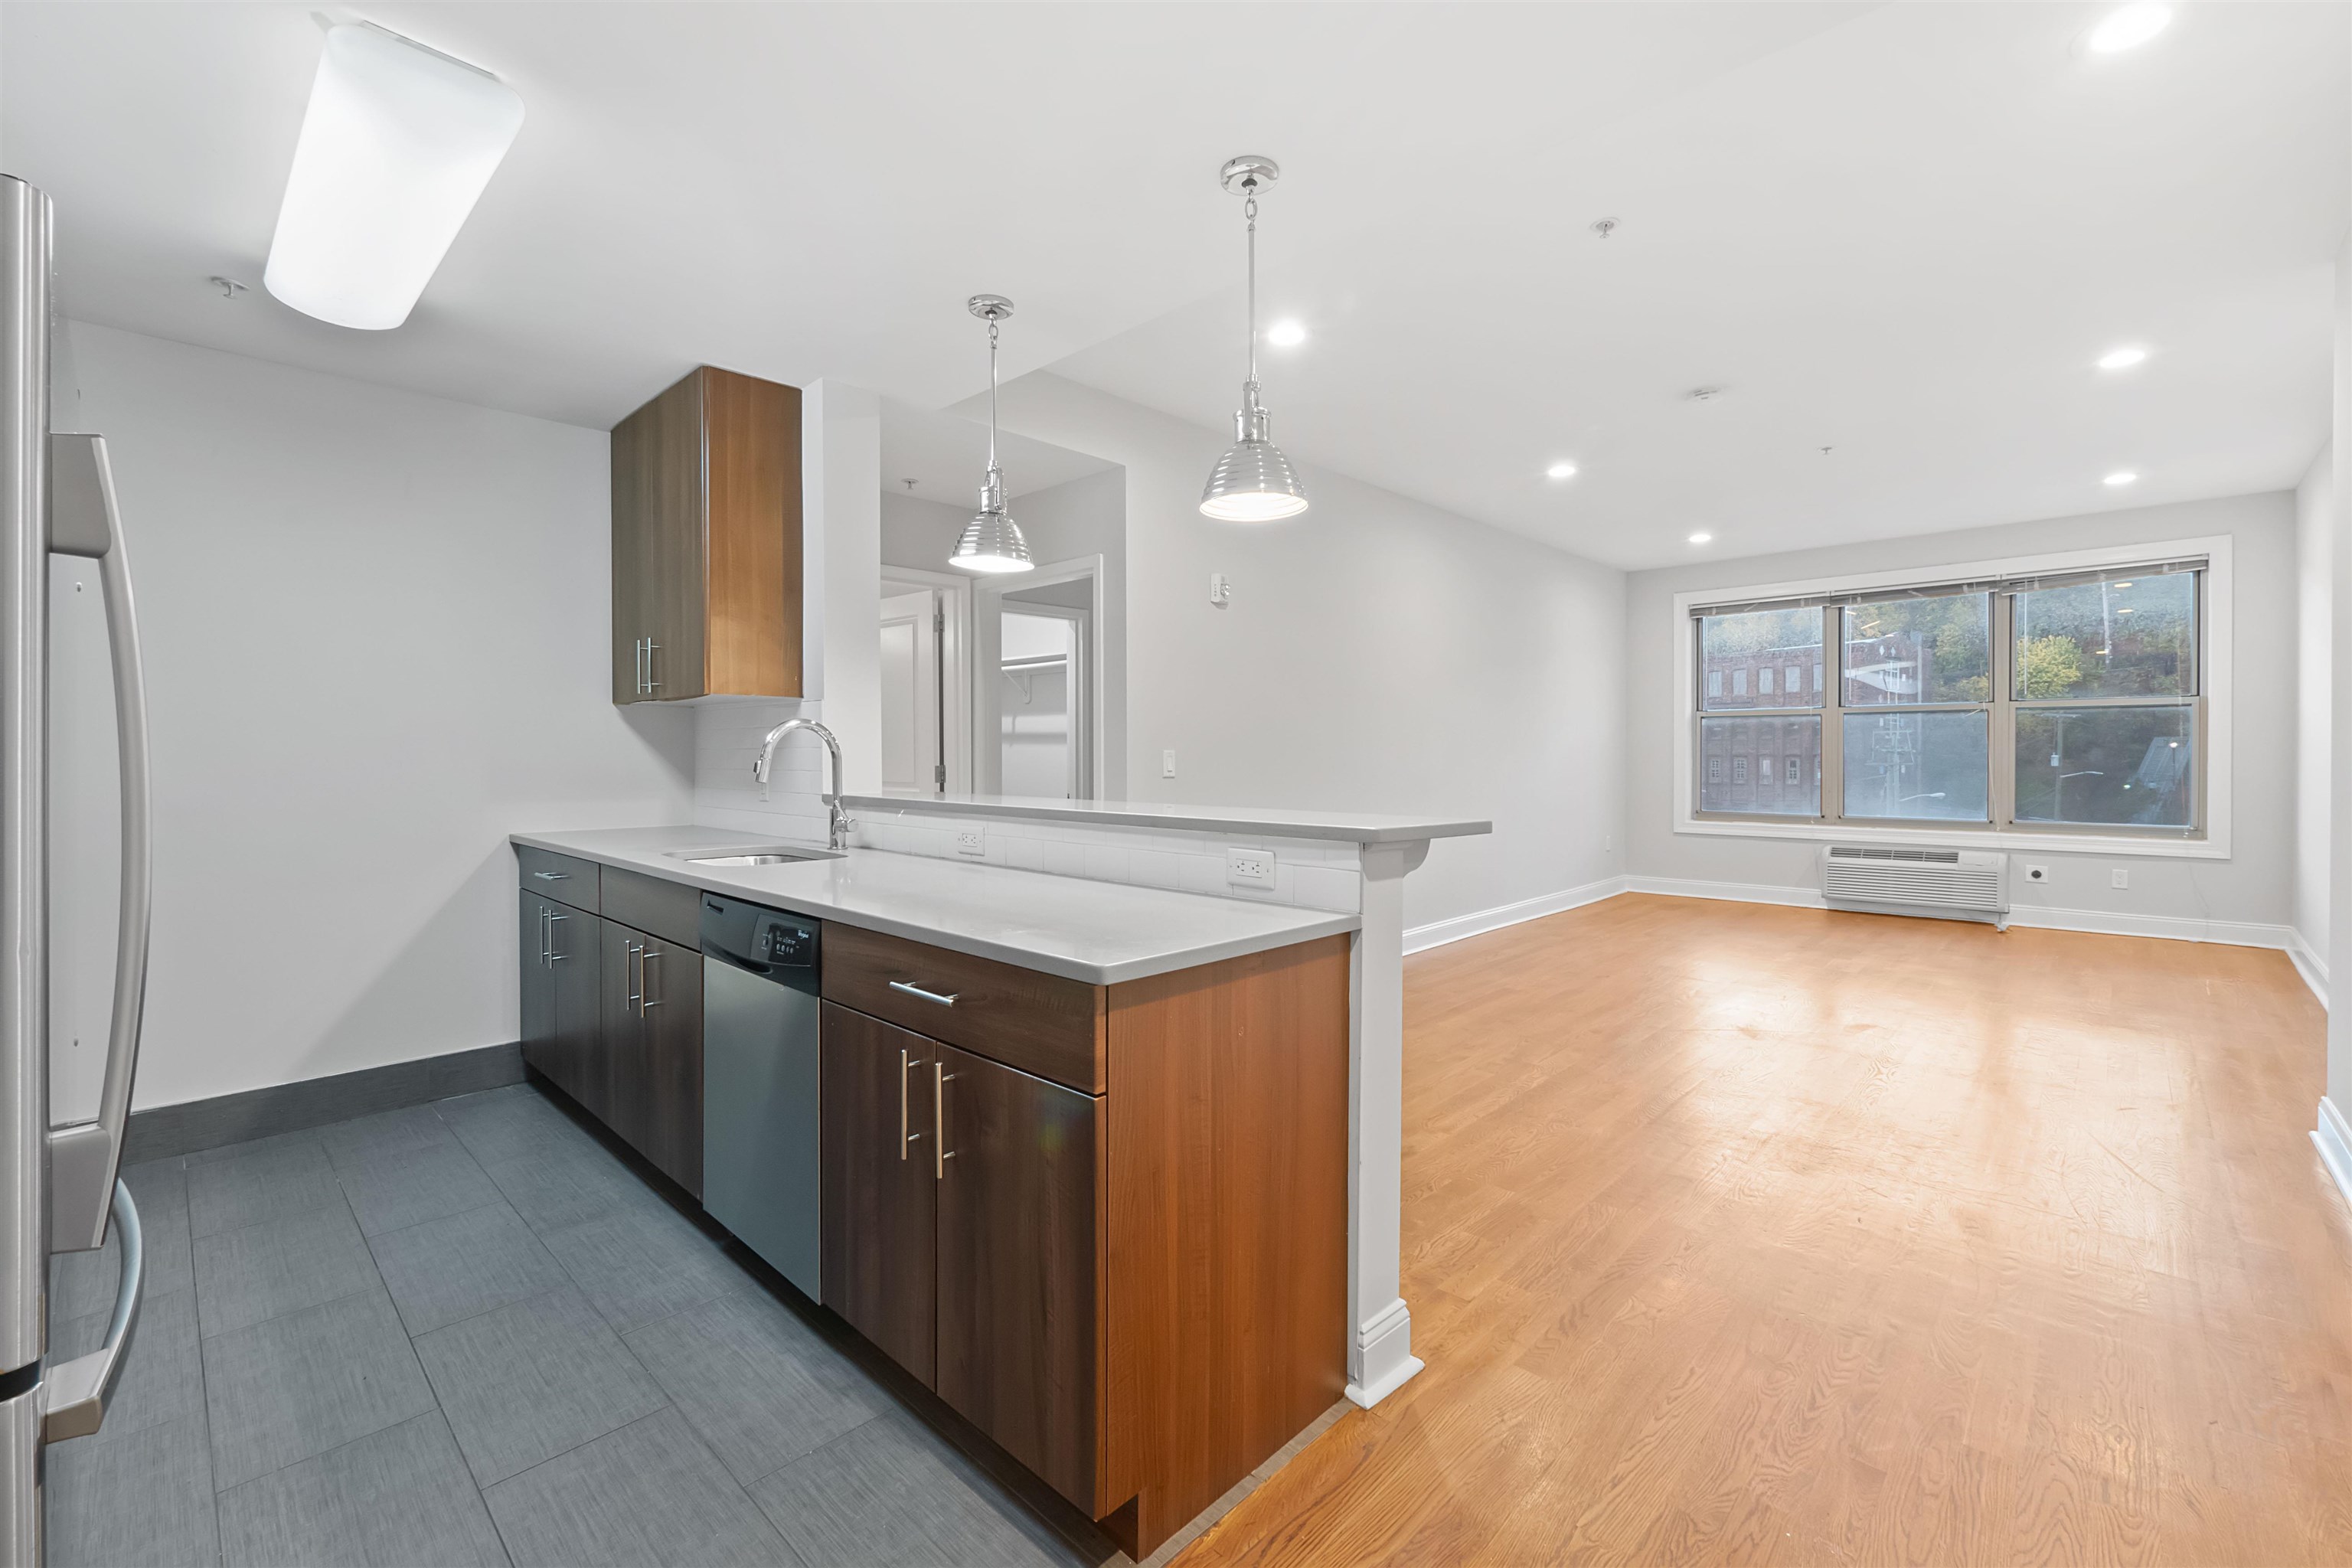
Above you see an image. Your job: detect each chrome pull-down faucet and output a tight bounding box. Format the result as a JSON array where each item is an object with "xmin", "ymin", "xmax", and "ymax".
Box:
[{"xmin": 753, "ymin": 718, "xmax": 853, "ymax": 851}]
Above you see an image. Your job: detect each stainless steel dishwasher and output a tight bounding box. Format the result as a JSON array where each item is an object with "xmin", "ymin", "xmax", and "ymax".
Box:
[{"xmin": 700, "ymin": 893, "xmax": 821, "ymax": 1298}]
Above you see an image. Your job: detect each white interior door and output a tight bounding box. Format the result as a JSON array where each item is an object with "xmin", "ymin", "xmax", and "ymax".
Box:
[{"xmin": 879, "ymin": 588, "xmax": 941, "ymax": 792}]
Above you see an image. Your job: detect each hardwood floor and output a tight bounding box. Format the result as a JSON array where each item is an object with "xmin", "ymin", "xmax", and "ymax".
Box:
[{"xmin": 1173, "ymin": 894, "xmax": 2352, "ymax": 1566}]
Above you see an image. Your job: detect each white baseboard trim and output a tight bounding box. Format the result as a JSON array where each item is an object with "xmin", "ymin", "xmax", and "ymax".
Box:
[
  {"xmin": 1403, "ymin": 875, "xmax": 1628, "ymax": 955},
  {"xmin": 1625, "ymin": 874, "xmax": 2315, "ymax": 958},
  {"xmin": 1344, "ymin": 1297, "xmax": 1423, "ymax": 1408},
  {"xmin": 1407, "ymin": 873, "xmax": 2328, "ymax": 1003},
  {"xmin": 1623, "ymin": 874, "xmax": 1824, "ymax": 910},
  {"xmin": 2285, "ymin": 932, "xmax": 2330, "ymax": 1011},
  {"xmin": 2315, "ymin": 1098, "xmax": 2352, "ymax": 1215}
]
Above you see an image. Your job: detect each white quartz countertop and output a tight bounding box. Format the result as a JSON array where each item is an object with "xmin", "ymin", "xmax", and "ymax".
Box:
[
  {"xmin": 840, "ymin": 792, "xmax": 1491, "ymax": 845},
  {"xmin": 511, "ymin": 825, "xmax": 1359, "ymax": 985}
]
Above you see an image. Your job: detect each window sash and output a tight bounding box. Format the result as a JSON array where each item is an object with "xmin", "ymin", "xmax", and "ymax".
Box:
[{"xmin": 1689, "ymin": 567, "xmax": 2205, "ymax": 837}]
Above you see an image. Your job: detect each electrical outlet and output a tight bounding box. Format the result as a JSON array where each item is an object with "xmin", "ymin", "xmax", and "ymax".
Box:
[
  {"xmin": 1227, "ymin": 847, "xmax": 1276, "ymax": 888},
  {"xmin": 1604, "ymin": 832, "xmax": 1615, "ymax": 852},
  {"xmin": 2110, "ymin": 867, "xmax": 2130, "ymax": 890},
  {"xmin": 1162, "ymin": 749, "xmax": 1177, "ymax": 779},
  {"xmin": 956, "ymin": 828, "xmax": 985, "ymax": 858},
  {"xmin": 2023, "ymin": 864, "xmax": 2050, "ymax": 884},
  {"xmin": 1209, "ymin": 573, "xmax": 1233, "ymax": 607}
]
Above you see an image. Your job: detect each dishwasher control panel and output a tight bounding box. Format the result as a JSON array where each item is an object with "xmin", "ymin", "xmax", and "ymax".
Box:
[
  {"xmin": 700, "ymin": 893, "xmax": 820, "ymax": 982},
  {"xmin": 759, "ymin": 917, "xmax": 816, "ymax": 968}
]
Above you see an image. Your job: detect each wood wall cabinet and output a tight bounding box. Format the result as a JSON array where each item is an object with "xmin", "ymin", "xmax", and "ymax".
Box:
[
  {"xmin": 820, "ymin": 929, "xmax": 1349, "ymax": 1560},
  {"xmin": 611, "ymin": 366, "xmax": 803, "ymax": 704}
]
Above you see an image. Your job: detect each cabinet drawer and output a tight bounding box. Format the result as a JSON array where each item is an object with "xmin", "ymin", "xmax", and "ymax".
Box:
[
  {"xmin": 601, "ymin": 867, "xmax": 702, "ymax": 952},
  {"xmin": 516, "ymin": 847, "xmax": 599, "ymax": 912},
  {"xmin": 822, "ymin": 924, "xmax": 1104, "ymax": 1094}
]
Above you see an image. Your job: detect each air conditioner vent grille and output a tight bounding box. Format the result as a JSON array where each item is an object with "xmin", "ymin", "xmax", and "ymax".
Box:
[
  {"xmin": 1820, "ymin": 845, "xmax": 2007, "ymax": 921},
  {"xmin": 1827, "ymin": 846, "xmax": 1961, "ymax": 864}
]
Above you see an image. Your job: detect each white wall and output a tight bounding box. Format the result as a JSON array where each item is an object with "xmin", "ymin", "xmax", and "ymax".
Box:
[
  {"xmin": 987, "ymin": 373, "xmax": 1628, "ymax": 933},
  {"xmin": 2328, "ymin": 225, "xmax": 2351, "ymax": 1125},
  {"xmin": 1624, "ymin": 492, "xmax": 2300, "ymax": 930},
  {"xmin": 57, "ymin": 323, "xmax": 694, "ymax": 1112},
  {"xmin": 2296, "ymin": 446, "xmax": 2335, "ymax": 973}
]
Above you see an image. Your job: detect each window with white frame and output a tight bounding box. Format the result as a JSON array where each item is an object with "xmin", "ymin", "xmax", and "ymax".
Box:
[{"xmin": 1690, "ymin": 559, "xmax": 2204, "ymax": 837}]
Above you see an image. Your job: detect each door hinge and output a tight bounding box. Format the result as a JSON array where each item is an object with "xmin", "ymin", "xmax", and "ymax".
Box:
[
  {"xmin": 934, "ymin": 763, "xmax": 946, "ymax": 787},
  {"xmin": 933, "ymin": 609, "xmax": 945, "ymax": 634}
]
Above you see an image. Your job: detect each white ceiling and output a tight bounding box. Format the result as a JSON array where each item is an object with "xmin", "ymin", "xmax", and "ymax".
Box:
[
  {"xmin": 5, "ymin": 2, "xmax": 2344, "ymax": 569},
  {"xmin": 878, "ymin": 398, "xmax": 1115, "ymax": 508}
]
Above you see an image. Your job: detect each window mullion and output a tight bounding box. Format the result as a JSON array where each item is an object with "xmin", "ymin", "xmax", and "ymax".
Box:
[
  {"xmin": 1821, "ymin": 603, "xmax": 1841, "ymax": 822},
  {"xmin": 1992, "ymin": 591, "xmax": 2014, "ymax": 827}
]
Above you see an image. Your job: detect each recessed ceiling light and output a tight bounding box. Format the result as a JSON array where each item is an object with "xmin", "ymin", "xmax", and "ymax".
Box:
[
  {"xmin": 1546, "ymin": 461, "xmax": 1578, "ymax": 479},
  {"xmin": 1266, "ymin": 318, "xmax": 1307, "ymax": 348},
  {"xmin": 1687, "ymin": 532, "xmax": 1713, "ymax": 545},
  {"xmin": 2086, "ymin": 3, "xmax": 2171, "ymax": 53},
  {"xmin": 2097, "ymin": 346, "xmax": 2148, "ymax": 370},
  {"xmin": 2104, "ymin": 471, "xmax": 2138, "ymax": 486}
]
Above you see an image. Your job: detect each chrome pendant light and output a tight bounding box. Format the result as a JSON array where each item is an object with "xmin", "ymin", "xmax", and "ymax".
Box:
[
  {"xmin": 1200, "ymin": 155, "xmax": 1308, "ymax": 522},
  {"xmin": 951, "ymin": 293, "xmax": 1034, "ymax": 574}
]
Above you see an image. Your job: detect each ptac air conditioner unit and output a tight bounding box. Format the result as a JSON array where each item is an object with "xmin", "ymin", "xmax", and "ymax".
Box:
[{"xmin": 1819, "ymin": 845, "xmax": 2010, "ymax": 930}]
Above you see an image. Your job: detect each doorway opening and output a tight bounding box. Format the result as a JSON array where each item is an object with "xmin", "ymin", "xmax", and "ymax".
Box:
[{"xmin": 877, "ymin": 568, "xmax": 972, "ymax": 795}]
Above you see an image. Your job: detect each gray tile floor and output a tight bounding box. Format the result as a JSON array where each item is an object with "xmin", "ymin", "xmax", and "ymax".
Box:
[{"xmin": 44, "ymin": 1083, "xmax": 1111, "ymax": 1568}]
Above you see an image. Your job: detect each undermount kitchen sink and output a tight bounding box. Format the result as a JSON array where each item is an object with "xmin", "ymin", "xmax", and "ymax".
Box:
[{"xmin": 668, "ymin": 845, "xmax": 842, "ymax": 867}]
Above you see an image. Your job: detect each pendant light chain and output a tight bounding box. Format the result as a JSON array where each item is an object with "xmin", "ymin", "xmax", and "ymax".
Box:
[
  {"xmin": 1244, "ymin": 185, "xmax": 1259, "ymax": 397},
  {"xmin": 986, "ymin": 313, "xmax": 1001, "ymax": 474}
]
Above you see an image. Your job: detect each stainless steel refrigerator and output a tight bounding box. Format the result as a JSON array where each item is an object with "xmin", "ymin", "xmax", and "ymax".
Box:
[{"xmin": 2, "ymin": 172, "xmax": 154, "ymax": 1566}]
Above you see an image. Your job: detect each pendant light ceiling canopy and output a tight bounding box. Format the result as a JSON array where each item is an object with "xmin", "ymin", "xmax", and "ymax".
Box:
[
  {"xmin": 1200, "ymin": 155, "xmax": 1309, "ymax": 524},
  {"xmin": 951, "ymin": 293, "xmax": 1035, "ymax": 575}
]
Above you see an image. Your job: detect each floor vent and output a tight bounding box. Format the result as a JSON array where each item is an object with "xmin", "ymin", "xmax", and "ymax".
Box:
[{"xmin": 1820, "ymin": 844, "xmax": 2009, "ymax": 929}]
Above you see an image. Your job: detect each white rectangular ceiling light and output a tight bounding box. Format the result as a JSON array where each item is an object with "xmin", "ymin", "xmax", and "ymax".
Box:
[{"xmin": 263, "ymin": 23, "xmax": 523, "ymax": 330}]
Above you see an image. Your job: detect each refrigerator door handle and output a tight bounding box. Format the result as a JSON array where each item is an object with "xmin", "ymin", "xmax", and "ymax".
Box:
[
  {"xmin": 45, "ymin": 433, "xmax": 152, "ymax": 1253},
  {"xmin": 38, "ymin": 1180, "xmax": 142, "ymax": 1443}
]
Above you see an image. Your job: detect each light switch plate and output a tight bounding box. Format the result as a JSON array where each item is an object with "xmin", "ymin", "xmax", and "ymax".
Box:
[
  {"xmin": 1162, "ymin": 749, "xmax": 1177, "ymax": 779},
  {"xmin": 2110, "ymin": 867, "xmax": 2129, "ymax": 889},
  {"xmin": 956, "ymin": 828, "xmax": 985, "ymax": 858},
  {"xmin": 1227, "ymin": 847, "xmax": 1276, "ymax": 888}
]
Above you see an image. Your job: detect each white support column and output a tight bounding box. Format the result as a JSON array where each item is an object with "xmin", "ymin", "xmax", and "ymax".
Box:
[{"xmin": 1346, "ymin": 838, "xmax": 1429, "ymax": 1407}]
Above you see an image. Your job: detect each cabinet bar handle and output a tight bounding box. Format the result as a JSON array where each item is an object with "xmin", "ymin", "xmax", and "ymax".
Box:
[
  {"xmin": 644, "ymin": 639, "xmax": 661, "ymax": 693},
  {"xmin": 532, "ymin": 869, "xmax": 567, "ymax": 880},
  {"xmin": 626, "ymin": 942, "xmax": 642, "ymax": 1011},
  {"xmin": 933, "ymin": 1060, "xmax": 956, "ymax": 1179},
  {"xmin": 639, "ymin": 947, "xmax": 663, "ymax": 1012},
  {"xmin": 546, "ymin": 910, "xmax": 568, "ymax": 962},
  {"xmin": 899, "ymin": 1049, "xmax": 910, "ymax": 1160},
  {"xmin": 537, "ymin": 906, "xmax": 550, "ymax": 966},
  {"xmin": 889, "ymin": 981, "xmax": 959, "ymax": 1008}
]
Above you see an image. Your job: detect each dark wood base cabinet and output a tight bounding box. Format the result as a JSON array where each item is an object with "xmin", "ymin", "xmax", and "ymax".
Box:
[
  {"xmin": 821, "ymin": 926, "xmax": 1350, "ymax": 1561},
  {"xmin": 517, "ymin": 859, "xmax": 704, "ymax": 1197}
]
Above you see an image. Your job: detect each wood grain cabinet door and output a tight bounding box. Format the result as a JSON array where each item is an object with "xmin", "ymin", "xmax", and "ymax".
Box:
[
  {"xmin": 634, "ymin": 939, "xmax": 703, "ymax": 1197},
  {"xmin": 520, "ymin": 892, "xmax": 560, "ymax": 1085},
  {"xmin": 820, "ymin": 1003, "xmax": 939, "ymax": 1387},
  {"xmin": 596, "ymin": 921, "xmax": 645, "ymax": 1143},
  {"xmin": 544, "ymin": 900, "xmax": 600, "ymax": 1107},
  {"xmin": 935, "ymin": 1042, "xmax": 1102, "ymax": 1511}
]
